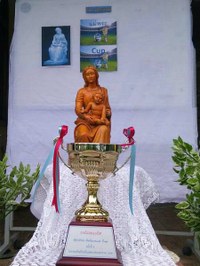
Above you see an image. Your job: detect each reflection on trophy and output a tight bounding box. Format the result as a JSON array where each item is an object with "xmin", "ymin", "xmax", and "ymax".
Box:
[{"xmin": 67, "ymin": 143, "xmax": 122, "ymax": 222}]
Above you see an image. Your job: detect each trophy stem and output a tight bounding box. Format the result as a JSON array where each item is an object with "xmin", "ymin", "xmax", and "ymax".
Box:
[{"xmin": 75, "ymin": 179, "xmax": 109, "ymax": 222}]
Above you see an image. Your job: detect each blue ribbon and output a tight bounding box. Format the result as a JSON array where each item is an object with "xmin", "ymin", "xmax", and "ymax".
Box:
[
  {"xmin": 129, "ymin": 144, "xmax": 136, "ymax": 215},
  {"xmin": 32, "ymin": 145, "xmax": 54, "ymax": 200}
]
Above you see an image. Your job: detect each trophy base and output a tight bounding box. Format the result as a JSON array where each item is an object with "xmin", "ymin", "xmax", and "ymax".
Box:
[
  {"xmin": 56, "ymin": 257, "xmax": 121, "ymax": 266},
  {"xmin": 56, "ymin": 219, "xmax": 122, "ymax": 266}
]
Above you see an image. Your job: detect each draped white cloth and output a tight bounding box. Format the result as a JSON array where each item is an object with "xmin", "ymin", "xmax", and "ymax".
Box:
[
  {"xmin": 7, "ymin": 0, "xmax": 197, "ymax": 203},
  {"xmin": 11, "ymin": 164, "xmax": 176, "ymax": 266}
]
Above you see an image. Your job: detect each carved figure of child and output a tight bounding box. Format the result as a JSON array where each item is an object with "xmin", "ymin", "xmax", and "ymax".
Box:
[{"xmin": 81, "ymin": 93, "xmax": 110, "ymax": 126}]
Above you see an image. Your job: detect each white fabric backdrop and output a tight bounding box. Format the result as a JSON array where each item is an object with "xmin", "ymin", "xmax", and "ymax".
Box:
[{"xmin": 7, "ymin": 0, "xmax": 197, "ymax": 202}]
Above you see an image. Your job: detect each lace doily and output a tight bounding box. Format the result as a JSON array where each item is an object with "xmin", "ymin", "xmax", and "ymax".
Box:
[{"xmin": 11, "ymin": 164, "xmax": 176, "ymax": 266}]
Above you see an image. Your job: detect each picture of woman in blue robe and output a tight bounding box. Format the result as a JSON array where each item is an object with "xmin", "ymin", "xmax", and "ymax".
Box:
[{"xmin": 42, "ymin": 26, "xmax": 70, "ymax": 66}]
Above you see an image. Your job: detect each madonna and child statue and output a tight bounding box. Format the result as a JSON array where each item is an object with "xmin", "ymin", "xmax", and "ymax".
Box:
[
  {"xmin": 56, "ymin": 66, "xmax": 132, "ymax": 265},
  {"xmin": 74, "ymin": 65, "xmax": 111, "ymax": 143}
]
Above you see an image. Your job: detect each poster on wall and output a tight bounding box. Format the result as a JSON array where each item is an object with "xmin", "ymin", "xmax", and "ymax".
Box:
[
  {"xmin": 42, "ymin": 26, "xmax": 70, "ymax": 66},
  {"xmin": 80, "ymin": 19, "xmax": 117, "ymax": 72}
]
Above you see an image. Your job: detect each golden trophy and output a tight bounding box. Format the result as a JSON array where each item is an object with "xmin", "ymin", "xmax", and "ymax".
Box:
[
  {"xmin": 56, "ymin": 66, "xmax": 133, "ymax": 265},
  {"xmin": 56, "ymin": 143, "xmax": 124, "ymax": 266}
]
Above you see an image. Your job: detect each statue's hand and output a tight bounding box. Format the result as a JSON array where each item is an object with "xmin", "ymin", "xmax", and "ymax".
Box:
[
  {"xmin": 84, "ymin": 114, "xmax": 95, "ymax": 124},
  {"xmin": 94, "ymin": 119, "xmax": 107, "ymax": 125},
  {"xmin": 106, "ymin": 109, "xmax": 111, "ymax": 118}
]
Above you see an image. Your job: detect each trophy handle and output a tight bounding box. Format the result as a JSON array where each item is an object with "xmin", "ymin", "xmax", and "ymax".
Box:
[
  {"xmin": 58, "ymin": 153, "xmax": 74, "ymax": 173},
  {"xmin": 113, "ymin": 154, "xmax": 131, "ymax": 175},
  {"xmin": 113, "ymin": 125, "xmax": 135, "ymax": 175},
  {"xmin": 53, "ymin": 137, "xmax": 74, "ymax": 173}
]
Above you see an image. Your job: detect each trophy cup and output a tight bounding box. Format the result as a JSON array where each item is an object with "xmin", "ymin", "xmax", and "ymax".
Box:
[
  {"xmin": 67, "ymin": 143, "xmax": 122, "ymax": 222},
  {"xmin": 56, "ymin": 143, "xmax": 124, "ymax": 266}
]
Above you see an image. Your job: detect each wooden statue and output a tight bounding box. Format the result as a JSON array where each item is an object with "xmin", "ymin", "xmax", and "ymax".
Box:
[{"xmin": 74, "ymin": 66, "xmax": 111, "ymax": 143}]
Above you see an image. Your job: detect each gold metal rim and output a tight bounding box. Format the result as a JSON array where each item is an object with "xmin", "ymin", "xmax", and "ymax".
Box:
[{"xmin": 67, "ymin": 143, "xmax": 122, "ymax": 153}]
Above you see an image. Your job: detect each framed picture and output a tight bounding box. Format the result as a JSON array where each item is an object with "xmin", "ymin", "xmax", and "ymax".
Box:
[
  {"xmin": 80, "ymin": 19, "xmax": 117, "ymax": 72},
  {"xmin": 42, "ymin": 26, "xmax": 70, "ymax": 66},
  {"xmin": 80, "ymin": 45, "xmax": 117, "ymax": 72}
]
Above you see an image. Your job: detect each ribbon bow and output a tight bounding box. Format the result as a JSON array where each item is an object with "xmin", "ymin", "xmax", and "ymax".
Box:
[{"xmin": 122, "ymin": 126, "xmax": 135, "ymax": 146}]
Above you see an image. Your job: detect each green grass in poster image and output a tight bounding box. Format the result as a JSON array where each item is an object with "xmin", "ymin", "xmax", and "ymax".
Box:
[
  {"xmin": 80, "ymin": 60, "xmax": 117, "ymax": 72},
  {"xmin": 80, "ymin": 35, "xmax": 117, "ymax": 45}
]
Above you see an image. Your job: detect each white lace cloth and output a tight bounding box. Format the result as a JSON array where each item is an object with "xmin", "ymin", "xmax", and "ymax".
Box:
[{"xmin": 11, "ymin": 164, "xmax": 176, "ymax": 266}]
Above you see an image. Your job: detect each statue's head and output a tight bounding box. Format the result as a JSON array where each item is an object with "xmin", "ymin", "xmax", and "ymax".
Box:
[
  {"xmin": 82, "ymin": 65, "xmax": 99, "ymax": 87},
  {"xmin": 55, "ymin": 27, "xmax": 62, "ymax": 34},
  {"xmin": 93, "ymin": 92, "xmax": 104, "ymax": 104}
]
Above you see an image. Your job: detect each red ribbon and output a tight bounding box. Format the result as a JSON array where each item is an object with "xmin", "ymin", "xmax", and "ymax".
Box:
[
  {"xmin": 121, "ymin": 126, "xmax": 135, "ymax": 147},
  {"xmin": 52, "ymin": 125, "xmax": 68, "ymax": 212}
]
